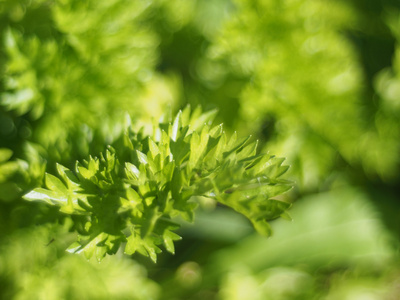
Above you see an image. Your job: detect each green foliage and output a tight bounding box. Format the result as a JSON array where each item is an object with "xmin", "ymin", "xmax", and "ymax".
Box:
[
  {"xmin": 0, "ymin": 145, "xmax": 45, "ymax": 203},
  {"xmin": 0, "ymin": 0, "xmax": 174, "ymax": 164},
  {"xmin": 202, "ymin": 0, "xmax": 363, "ymax": 187},
  {"xmin": 1, "ymin": 0, "xmax": 400, "ymax": 299},
  {"xmin": 199, "ymin": 0, "xmax": 400, "ymax": 188},
  {"xmin": 24, "ymin": 108, "xmax": 292, "ymax": 262},
  {"xmin": 212, "ymin": 187, "xmax": 396, "ymax": 300},
  {"xmin": 0, "ymin": 148, "xmax": 20, "ymax": 201},
  {"xmin": 0, "ymin": 225, "xmax": 159, "ymax": 300},
  {"xmin": 373, "ymin": 14, "xmax": 400, "ymax": 178}
]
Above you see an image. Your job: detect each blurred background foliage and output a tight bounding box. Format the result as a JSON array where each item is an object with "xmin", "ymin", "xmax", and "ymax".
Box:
[{"xmin": 1, "ymin": 0, "xmax": 400, "ymax": 299}]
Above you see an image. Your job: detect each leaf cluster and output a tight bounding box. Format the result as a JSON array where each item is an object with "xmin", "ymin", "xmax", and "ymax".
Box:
[{"xmin": 24, "ymin": 107, "xmax": 292, "ymax": 262}]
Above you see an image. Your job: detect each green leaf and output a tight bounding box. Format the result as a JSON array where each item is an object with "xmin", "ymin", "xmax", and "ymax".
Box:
[
  {"xmin": 252, "ymin": 219, "xmax": 272, "ymax": 236},
  {"xmin": 0, "ymin": 148, "xmax": 13, "ymax": 163},
  {"xmin": 136, "ymin": 150, "xmax": 148, "ymax": 165},
  {"xmin": 0, "ymin": 161, "xmax": 20, "ymax": 182},
  {"xmin": 190, "ymin": 108, "xmax": 218, "ymax": 131},
  {"xmin": 149, "ymin": 138, "xmax": 160, "ymax": 158},
  {"xmin": 125, "ymin": 162, "xmax": 140, "ymax": 180},
  {"xmin": 223, "ymin": 135, "xmax": 251, "ymax": 158},
  {"xmin": 209, "ymin": 124, "xmax": 223, "ymax": 138},
  {"xmin": 163, "ymin": 230, "xmax": 181, "ymax": 254},
  {"xmin": 45, "ymin": 173, "xmax": 68, "ymax": 193},
  {"xmin": 56, "ymin": 163, "xmax": 79, "ymax": 189},
  {"xmin": 171, "ymin": 110, "xmax": 182, "ymax": 142},
  {"xmin": 23, "ymin": 188, "xmax": 67, "ymax": 205},
  {"xmin": 189, "ymin": 125, "xmax": 209, "ymax": 169}
]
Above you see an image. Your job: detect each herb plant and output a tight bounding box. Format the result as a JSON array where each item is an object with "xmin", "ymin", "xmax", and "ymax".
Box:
[{"xmin": 24, "ymin": 107, "xmax": 292, "ymax": 262}]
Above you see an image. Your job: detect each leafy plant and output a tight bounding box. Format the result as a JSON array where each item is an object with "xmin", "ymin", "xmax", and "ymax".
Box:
[
  {"xmin": 23, "ymin": 107, "xmax": 292, "ymax": 262},
  {"xmin": 199, "ymin": 0, "xmax": 400, "ymax": 188},
  {"xmin": 0, "ymin": 0, "xmax": 172, "ymax": 164},
  {"xmin": 2, "ymin": 1, "xmax": 399, "ymax": 299}
]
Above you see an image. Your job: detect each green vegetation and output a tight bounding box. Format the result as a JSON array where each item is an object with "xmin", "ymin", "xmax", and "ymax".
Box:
[
  {"xmin": 1, "ymin": 0, "xmax": 400, "ymax": 299},
  {"xmin": 24, "ymin": 107, "xmax": 292, "ymax": 262}
]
